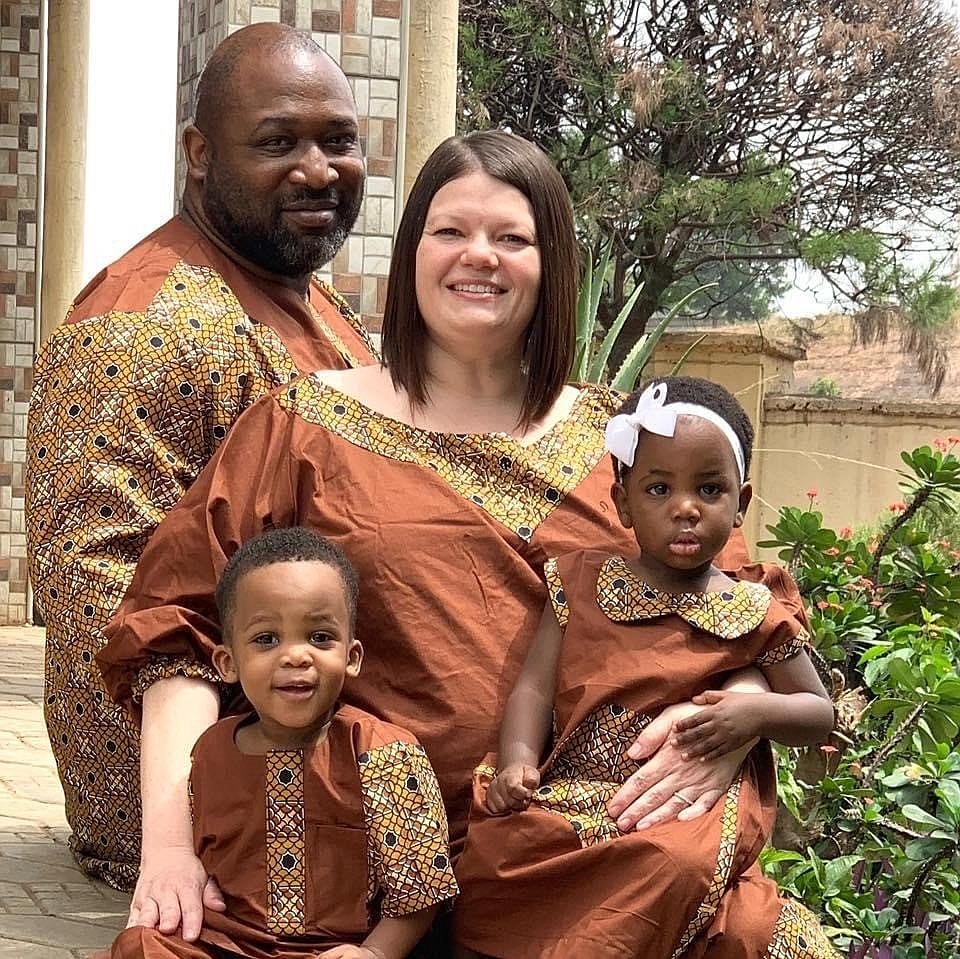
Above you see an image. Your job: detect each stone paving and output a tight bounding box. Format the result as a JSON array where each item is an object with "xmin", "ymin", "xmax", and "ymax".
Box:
[{"xmin": 0, "ymin": 626, "xmax": 129, "ymax": 957}]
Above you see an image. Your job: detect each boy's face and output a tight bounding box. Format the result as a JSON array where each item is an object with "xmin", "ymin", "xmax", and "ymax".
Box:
[
  {"xmin": 611, "ymin": 415, "xmax": 752, "ymax": 589},
  {"xmin": 213, "ymin": 560, "xmax": 362, "ymax": 748}
]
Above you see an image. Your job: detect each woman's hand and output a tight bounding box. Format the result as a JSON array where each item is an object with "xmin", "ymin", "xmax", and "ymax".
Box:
[
  {"xmin": 136, "ymin": 676, "xmax": 222, "ymax": 940},
  {"xmin": 606, "ymin": 701, "xmax": 751, "ymax": 833},
  {"xmin": 486, "ymin": 763, "xmax": 540, "ymax": 814},
  {"xmin": 319, "ymin": 947, "xmax": 386, "ymax": 959},
  {"xmin": 126, "ymin": 844, "xmax": 225, "ymax": 939}
]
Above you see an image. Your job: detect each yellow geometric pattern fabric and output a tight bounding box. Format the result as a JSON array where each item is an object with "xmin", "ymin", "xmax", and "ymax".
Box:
[
  {"xmin": 276, "ymin": 377, "xmax": 616, "ymax": 541},
  {"xmin": 764, "ymin": 898, "xmax": 841, "ymax": 958},
  {"xmin": 595, "ymin": 555, "xmax": 772, "ymax": 638},
  {"xmin": 307, "ymin": 286, "xmax": 379, "ymax": 364},
  {"xmin": 265, "ymin": 752, "xmax": 307, "ymax": 936},
  {"xmin": 26, "ymin": 261, "xmax": 363, "ymax": 889},
  {"xmin": 528, "ymin": 701, "xmax": 652, "ymax": 846},
  {"xmin": 669, "ymin": 779, "xmax": 742, "ymax": 958},
  {"xmin": 756, "ymin": 632, "xmax": 812, "ymax": 666},
  {"xmin": 358, "ymin": 741, "xmax": 459, "ymax": 917},
  {"xmin": 544, "ymin": 557, "xmax": 569, "ymax": 628}
]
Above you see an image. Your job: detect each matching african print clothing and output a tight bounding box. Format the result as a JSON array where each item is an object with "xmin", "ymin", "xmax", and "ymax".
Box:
[
  {"xmin": 453, "ymin": 550, "xmax": 839, "ymax": 959},
  {"xmin": 25, "ymin": 216, "xmax": 376, "ymax": 888},
  {"xmin": 110, "ymin": 705, "xmax": 458, "ymax": 958},
  {"xmin": 97, "ymin": 376, "xmax": 832, "ymax": 954}
]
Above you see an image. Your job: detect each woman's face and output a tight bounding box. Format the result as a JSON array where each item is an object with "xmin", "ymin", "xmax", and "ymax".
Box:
[{"xmin": 415, "ymin": 170, "xmax": 542, "ymax": 358}]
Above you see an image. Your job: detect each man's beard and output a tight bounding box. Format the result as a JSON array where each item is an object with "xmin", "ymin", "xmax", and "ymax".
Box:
[{"xmin": 202, "ymin": 168, "xmax": 362, "ymax": 278}]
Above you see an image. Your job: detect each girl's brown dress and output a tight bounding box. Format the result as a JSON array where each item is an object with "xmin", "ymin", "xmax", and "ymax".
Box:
[{"xmin": 453, "ymin": 550, "xmax": 838, "ymax": 959}]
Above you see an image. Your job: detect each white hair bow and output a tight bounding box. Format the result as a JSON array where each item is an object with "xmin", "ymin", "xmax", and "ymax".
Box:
[{"xmin": 604, "ymin": 381, "xmax": 746, "ymax": 482}]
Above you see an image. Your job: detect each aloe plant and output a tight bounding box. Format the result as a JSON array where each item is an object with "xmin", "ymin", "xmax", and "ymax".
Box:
[{"xmin": 571, "ymin": 239, "xmax": 715, "ymax": 390}]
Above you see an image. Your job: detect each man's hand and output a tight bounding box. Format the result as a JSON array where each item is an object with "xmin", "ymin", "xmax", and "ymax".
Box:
[
  {"xmin": 672, "ymin": 690, "xmax": 762, "ymax": 761},
  {"xmin": 486, "ymin": 763, "xmax": 540, "ymax": 814},
  {"xmin": 606, "ymin": 702, "xmax": 748, "ymax": 833},
  {"xmin": 127, "ymin": 844, "xmax": 225, "ymax": 941}
]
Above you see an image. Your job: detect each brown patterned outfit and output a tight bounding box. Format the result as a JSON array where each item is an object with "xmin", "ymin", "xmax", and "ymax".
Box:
[
  {"xmin": 454, "ymin": 550, "xmax": 838, "ymax": 959},
  {"xmin": 110, "ymin": 705, "xmax": 458, "ymax": 958},
  {"xmin": 26, "ymin": 216, "xmax": 376, "ymax": 888},
  {"xmin": 97, "ymin": 378, "xmax": 813, "ymax": 950}
]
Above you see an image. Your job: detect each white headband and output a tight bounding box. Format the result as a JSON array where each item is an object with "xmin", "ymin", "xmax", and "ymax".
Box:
[{"xmin": 604, "ymin": 382, "xmax": 746, "ymax": 483}]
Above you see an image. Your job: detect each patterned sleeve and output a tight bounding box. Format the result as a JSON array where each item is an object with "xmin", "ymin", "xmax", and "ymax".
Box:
[
  {"xmin": 753, "ymin": 612, "xmax": 813, "ymax": 668},
  {"xmin": 28, "ymin": 266, "xmax": 313, "ymax": 704},
  {"xmin": 357, "ymin": 740, "xmax": 459, "ymax": 917},
  {"xmin": 97, "ymin": 392, "xmax": 302, "ymax": 705},
  {"xmin": 544, "ymin": 557, "xmax": 569, "ymax": 629},
  {"xmin": 25, "ymin": 310, "xmax": 233, "ymax": 700}
]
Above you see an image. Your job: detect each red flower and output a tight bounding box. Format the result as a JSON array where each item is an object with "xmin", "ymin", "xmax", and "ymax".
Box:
[
  {"xmin": 888, "ymin": 501, "xmax": 906, "ymax": 513},
  {"xmin": 838, "ymin": 526, "xmax": 853, "ymax": 539},
  {"xmin": 816, "ymin": 600, "xmax": 830, "ymax": 610},
  {"xmin": 819, "ymin": 744, "xmax": 839, "ymax": 754},
  {"xmin": 805, "ymin": 488, "xmax": 819, "ymax": 502},
  {"xmin": 824, "ymin": 547, "xmax": 840, "ymax": 556}
]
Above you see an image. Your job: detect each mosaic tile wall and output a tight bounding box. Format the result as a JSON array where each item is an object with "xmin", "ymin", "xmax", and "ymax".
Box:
[
  {"xmin": 177, "ymin": 0, "xmax": 402, "ymax": 325},
  {"xmin": 0, "ymin": 1, "xmax": 39, "ymax": 624}
]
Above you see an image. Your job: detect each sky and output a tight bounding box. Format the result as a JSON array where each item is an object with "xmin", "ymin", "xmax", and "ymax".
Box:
[{"xmin": 774, "ymin": 0, "xmax": 960, "ymax": 318}]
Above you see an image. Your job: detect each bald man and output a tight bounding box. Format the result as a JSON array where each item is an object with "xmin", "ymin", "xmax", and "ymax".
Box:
[{"xmin": 26, "ymin": 23, "xmax": 376, "ymax": 895}]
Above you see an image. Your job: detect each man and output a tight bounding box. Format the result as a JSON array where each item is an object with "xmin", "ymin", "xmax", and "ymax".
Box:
[{"xmin": 26, "ymin": 22, "xmax": 376, "ymax": 895}]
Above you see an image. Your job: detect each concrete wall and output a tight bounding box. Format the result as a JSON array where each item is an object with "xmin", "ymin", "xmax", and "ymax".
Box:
[{"xmin": 756, "ymin": 396, "xmax": 957, "ymax": 549}]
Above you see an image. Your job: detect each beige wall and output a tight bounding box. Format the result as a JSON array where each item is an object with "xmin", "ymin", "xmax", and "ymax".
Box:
[
  {"xmin": 755, "ymin": 397, "xmax": 958, "ymax": 554},
  {"xmin": 649, "ymin": 332, "xmax": 957, "ymax": 554}
]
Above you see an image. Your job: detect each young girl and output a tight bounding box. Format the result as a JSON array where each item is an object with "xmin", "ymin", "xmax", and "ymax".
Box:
[
  {"xmin": 110, "ymin": 527, "xmax": 458, "ymax": 959},
  {"xmin": 453, "ymin": 376, "xmax": 837, "ymax": 959}
]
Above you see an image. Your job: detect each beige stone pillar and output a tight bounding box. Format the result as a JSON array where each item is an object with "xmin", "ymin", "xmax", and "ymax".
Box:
[
  {"xmin": 39, "ymin": 0, "xmax": 89, "ymax": 344},
  {"xmin": 401, "ymin": 0, "xmax": 459, "ymax": 199}
]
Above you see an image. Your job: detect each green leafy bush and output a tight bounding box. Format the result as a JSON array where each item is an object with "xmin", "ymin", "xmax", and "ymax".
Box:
[
  {"xmin": 758, "ymin": 439, "xmax": 960, "ymax": 958},
  {"xmin": 809, "ymin": 377, "xmax": 842, "ymax": 398}
]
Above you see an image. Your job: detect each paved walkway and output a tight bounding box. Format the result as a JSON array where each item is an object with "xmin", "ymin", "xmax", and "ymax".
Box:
[{"xmin": 0, "ymin": 626, "xmax": 129, "ymax": 957}]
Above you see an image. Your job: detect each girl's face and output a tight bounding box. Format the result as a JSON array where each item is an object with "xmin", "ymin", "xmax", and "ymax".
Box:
[
  {"xmin": 414, "ymin": 170, "xmax": 542, "ymax": 361},
  {"xmin": 611, "ymin": 415, "xmax": 752, "ymax": 590}
]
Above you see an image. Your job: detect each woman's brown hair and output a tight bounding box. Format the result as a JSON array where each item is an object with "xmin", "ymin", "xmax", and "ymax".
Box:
[{"xmin": 380, "ymin": 131, "xmax": 579, "ymax": 430}]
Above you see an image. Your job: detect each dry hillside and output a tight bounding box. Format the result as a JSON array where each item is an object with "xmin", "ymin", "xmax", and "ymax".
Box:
[{"xmin": 742, "ymin": 315, "xmax": 960, "ymax": 402}]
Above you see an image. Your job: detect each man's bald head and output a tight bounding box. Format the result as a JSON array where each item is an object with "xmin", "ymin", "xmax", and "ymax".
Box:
[{"xmin": 194, "ymin": 23, "xmax": 339, "ymax": 138}]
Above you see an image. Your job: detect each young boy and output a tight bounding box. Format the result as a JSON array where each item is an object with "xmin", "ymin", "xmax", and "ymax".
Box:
[{"xmin": 111, "ymin": 527, "xmax": 458, "ymax": 959}]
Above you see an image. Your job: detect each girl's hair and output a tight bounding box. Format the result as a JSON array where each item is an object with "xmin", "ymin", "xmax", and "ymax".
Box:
[
  {"xmin": 614, "ymin": 375, "xmax": 755, "ymax": 477},
  {"xmin": 380, "ymin": 130, "xmax": 579, "ymax": 431},
  {"xmin": 216, "ymin": 527, "xmax": 359, "ymax": 637}
]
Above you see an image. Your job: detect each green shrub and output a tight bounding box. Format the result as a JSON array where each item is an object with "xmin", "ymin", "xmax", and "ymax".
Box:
[
  {"xmin": 758, "ymin": 439, "xmax": 960, "ymax": 958},
  {"xmin": 809, "ymin": 377, "xmax": 842, "ymax": 398}
]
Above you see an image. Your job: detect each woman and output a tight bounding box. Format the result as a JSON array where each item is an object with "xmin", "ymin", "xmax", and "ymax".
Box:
[{"xmin": 99, "ymin": 132, "xmax": 823, "ymax": 956}]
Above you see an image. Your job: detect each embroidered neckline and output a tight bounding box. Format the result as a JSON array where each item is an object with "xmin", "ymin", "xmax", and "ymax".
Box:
[
  {"xmin": 275, "ymin": 378, "xmax": 615, "ymax": 541},
  {"xmin": 595, "ymin": 555, "xmax": 771, "ymax": 639}
]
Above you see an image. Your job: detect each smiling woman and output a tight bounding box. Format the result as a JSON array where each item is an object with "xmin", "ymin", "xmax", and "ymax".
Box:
[
  {"xmin": 98, "ymin": 132, "xmax": 809, "ymax": 958},
  {"xmin": 414, "ymin": 171, "xmax": 542, "ymax": 367}
]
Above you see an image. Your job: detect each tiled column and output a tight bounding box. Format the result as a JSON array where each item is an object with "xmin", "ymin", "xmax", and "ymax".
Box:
[
  {"xmin": 177, "ymin": 0, "xmax": 404, "ymax": 330},
  {"xmin": 1, "ymin": 1, "xmax": 42, "ymax": 624}
]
